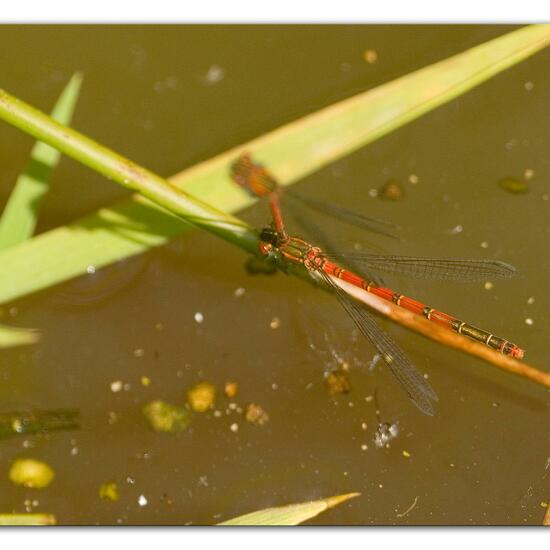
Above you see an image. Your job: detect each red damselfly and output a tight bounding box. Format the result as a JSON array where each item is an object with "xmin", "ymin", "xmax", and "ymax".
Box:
[{"xmin": 258, "ymin": 225, "xmax": 523, "ymax": 415}]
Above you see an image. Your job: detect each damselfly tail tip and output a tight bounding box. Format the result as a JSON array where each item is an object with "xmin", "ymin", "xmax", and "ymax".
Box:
[{"xmin": 510, "ymin": 346, "xmax": 525, "ymax": 360}]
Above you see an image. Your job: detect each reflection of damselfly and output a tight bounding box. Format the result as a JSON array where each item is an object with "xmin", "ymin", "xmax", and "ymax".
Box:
[
  {"xmin": 258, "ymin": 225, "xmax": 523, "ymax": 416},
  {"xmin": 230, "ymin": 153, "xmax": 399, "ymax": 241}
]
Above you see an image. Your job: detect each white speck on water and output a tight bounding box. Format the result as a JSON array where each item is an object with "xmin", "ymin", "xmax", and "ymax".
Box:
[
  {"xmin": 133, "ymin": 348, "xmax": 144, "ymax": 358},
  {"xmin": 368, "ymin": 354, "xmax": 381, "ymax": 371},
  {"xmin": 9, "ymin": 307, "xmax": 18, "ymax": 317},
  {"xmin": 524, "ymin": 81, "xmax": 534, "ymax": 91},
  {"xmin": 271, "ymin": 383, "xmax": 278, "ymax": 391},
  {"xmin": 230, "ymin": 422, "xmax": 239, "ymax": 433},
  {"xmin": 524, "ymin": 168, "xmax": 535, "ymax": 180},
  {"xmin": 198, "ymin": 476, "xmax": 209, "ymax": 487},
  {"xmin": 505, "ymin": 139, "xmax": 517, "ymax": 151},
  {"xmin": 450, "ymin": 225, "xmax": 463, "ymax": 235},
  {"xmin": 361, "ymin": 422, "xmax": 368, "ymax": 430},
  {"xmin": 484, "ymin": 281, "xmax": 494, "ymax": 290},
  {"xmin": 194, "ymin": 312, "xmax": 204, "ymax": 324},
  {"xmin": 480, "ymin": 241, "xmax": 489, "ymax": 249},
  {"xmin": 86, "ymin": 265, "xmax": 96, "ymax": 274},
  {"xmin": 270, "ymin": 317, "xmax": 281, "ymax": 329},
  {"xmin": 203, "ymin": 64, "xmax": 225, "ymax": 85},
  {"xmin": 110, "ymin": 380, "xmax": 123, "ymax": 393},
  {"xmin": 234, "ymin": 287, "xmax": 245, "ymax": 298},
  {"xmin": 361, "ymin": 444, "xmax": 368, "ymax": 451},
  {"xmin": 543, "ymin": 194, "xmax": 550, "ymax": 202},
  {"xmin": 138, "ymin": 495, "xmax": 148, "ymax": 507},
  {"xmin": 527, "ymin": 296, "xmax": 535, "ymax": 305},
  {"xmin": 126, "ymin": 476, "xmax": 135, "ymax": 484},
  {"xmin": 525, "ymin": 318, "xmax": 534, "ymax": 326},
  {"xmin": 70, "ymin": 446, "xmax": 79, "ymax": 456},
  {"xmin": 408, "ymin": 174, "xmax": 419, "ymax": 184},
  {"xmin": 368, "ymin": 188, "xmax": 378, "ymax": 198},
  {"xmin": 123, "ymin": 383, "xmax": 131, "ymax": 391}
]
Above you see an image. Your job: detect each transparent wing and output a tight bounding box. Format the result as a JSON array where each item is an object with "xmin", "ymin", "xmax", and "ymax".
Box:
[
  {"xmin": 322, "ymin": 254, "xmax": 516, "ymax": 282},
  {"xmin": 285, "ymin": 188, "xmax": 400, "ymax": 240},
  {"xmin": 314, "ymin": 268, "xmax": 438, "ymax": 416}
]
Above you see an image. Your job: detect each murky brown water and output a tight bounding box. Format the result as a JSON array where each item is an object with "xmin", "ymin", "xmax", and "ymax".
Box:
[{"xmin": 0, "ymin": 25, "xmax": 549, "ymax": 525}]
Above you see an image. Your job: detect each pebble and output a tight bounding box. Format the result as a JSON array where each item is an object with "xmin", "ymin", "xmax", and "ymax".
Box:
[
  {"xmin": 110, "ymin": 380, "xmax": 123, "ymax": 393},
  {"xmin": 364, "ymin": 49, "xmax": 378, "ymax": 64},
  {"xmin": 194, "ymin": 312, "xmax": 204, "ymax": 324}
]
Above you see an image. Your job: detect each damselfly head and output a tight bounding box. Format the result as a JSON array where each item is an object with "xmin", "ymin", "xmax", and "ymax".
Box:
[{"xmin": 259, "ymin": 226, "xmax": 279, "ymax": 246}]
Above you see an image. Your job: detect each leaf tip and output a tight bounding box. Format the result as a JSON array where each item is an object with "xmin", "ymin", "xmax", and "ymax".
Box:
[{"xmin": 325, "ymin": 492, "xmax": 361, "ymax": 509}]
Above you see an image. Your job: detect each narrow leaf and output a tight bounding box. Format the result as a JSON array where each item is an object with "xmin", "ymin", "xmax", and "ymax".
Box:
[
  {"xmin": 0, "ymin": 324, "xmax": 40, "ymax": 348},
  {"xmin": 0, "ymin": 26, "xmax": 548, "ymax": 305},
  {"xmin": 0, "ymin": 513, "xmax": 56, "ymax": 525},
  {"xmin": 0, "ymin": 73, "xmax": 82, "ymax": 250},
  {"xmin": 218, "ymin": 492, "xmax": 360, "ymax": 526}
]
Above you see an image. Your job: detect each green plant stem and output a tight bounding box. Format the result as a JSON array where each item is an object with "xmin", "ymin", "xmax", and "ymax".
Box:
[{"xmin": 0, "ymin": 89, "xmax": 258, "ymax": 255}]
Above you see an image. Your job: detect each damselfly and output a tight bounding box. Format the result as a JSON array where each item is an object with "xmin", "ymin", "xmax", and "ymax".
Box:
[{"xmin": 258, "ymin": 225, "xmax": 523, "ymax": 415}]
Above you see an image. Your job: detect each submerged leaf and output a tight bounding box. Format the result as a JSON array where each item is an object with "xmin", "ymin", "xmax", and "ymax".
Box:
[
  {"xmin": 187, "ymin": 382, "xmax": 216, "ymax": 413},
  {"xmin": 99, "ymin": 480, "xmax": 120, "ymax": 502},
  {"xmin": 143, "ymin": 400, "xmax": 191, "ymax": 433},
  {"xmin": 8, "ymin": 458, "xmax": 55, "ymax": 489},
  {"xmin": 0, "ymin": 408, "xmax": 79, "ymax": 440},
  {"xmin": 498, "ymin": 176, "xmax": 529, "ymax": 194},
  {"xmin": 218, "ymin": 492, "xmax": 360, "ymax": 525}
]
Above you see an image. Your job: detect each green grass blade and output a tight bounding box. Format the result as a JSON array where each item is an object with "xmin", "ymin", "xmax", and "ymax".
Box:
[
  {"xmin": 0, "ymin": 513, "xmax": 56, "ymax": 525},
  {"xmin": 218, "ymin": 492, "xmax": 360, "ymax": 526},
  {"xmin": 0, "ymin": 324, "xmax": 40, "ymax": 348},
  {"xmin": 0, "ymin": 26, "xmax": 548, "ymax": 305},
  {"xmin": 0, "ymin": 73, "xmax": 82, "ymax": 250}
]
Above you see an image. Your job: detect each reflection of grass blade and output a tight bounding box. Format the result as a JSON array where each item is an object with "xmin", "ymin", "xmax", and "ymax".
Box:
[
  {"xmin": 0, "ymin": 26, "xmax": 549, "ymax": 305},
  {"xmin": 0, "ymin": 324, "xmax": 40, "ymax": 348},
  {"xmin": 0, "ymin": 73, "xmax": 82, "ymax": 251},
  {"xmin": 218, "ymin": 492, "xmax": 360, "ymax": 525},
  {"xmin": 0, "ymin": 514, "xmax": 56, "ymax": 525}
]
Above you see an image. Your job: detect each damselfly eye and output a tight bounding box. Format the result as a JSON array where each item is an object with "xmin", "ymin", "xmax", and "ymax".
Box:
[{"xmin": 259, "ymin": 227, "xmax": 278, "ymax": 245}]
